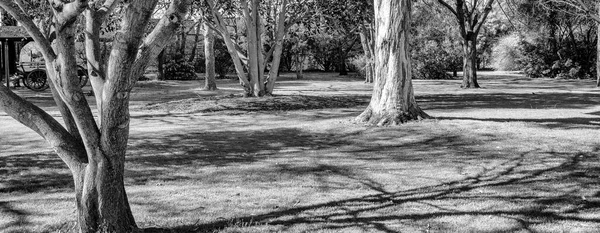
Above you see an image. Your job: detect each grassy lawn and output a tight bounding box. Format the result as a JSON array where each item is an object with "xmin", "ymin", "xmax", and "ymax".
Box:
[{"xmin": 1, "ymin": 72, "xmax": 599, "ymax": 232}]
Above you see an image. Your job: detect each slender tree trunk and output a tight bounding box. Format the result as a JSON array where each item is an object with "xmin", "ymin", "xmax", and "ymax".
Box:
[
  {"xmin": 157, "ymin": 49, "xmax": 165, "ymax": 80},
  {"xmin": 203, "ymin": 21, "xmax": 217, "ymax": 91},
  {"xmin": 356, "ymin": 0, "xmax": 428, "ymax": 126},
  {"xmin": 359, "ymin": 24, "xmax": 374, "ymax": 83},
  {"xmin": 461, "ymin": 35, "xmax": 479, "ymax": 88},
  {"xmin": 597, "ymin": 5, "xmax": 599, "ymax": 87},
  {"xmin": 188, "ymin": 21, "xmax": 202, "ymax": 63},
  {"xmin": 265, "ymin": 0, "xmax": 288, "ymax": 95}
]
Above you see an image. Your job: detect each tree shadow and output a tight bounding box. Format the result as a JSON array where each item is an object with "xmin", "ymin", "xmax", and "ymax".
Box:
[
  {"xmin": 0, "ymin": 201, "xmax": 30, "ymax": 232},
  {"xmin": 0, "ymin": 152, "xmax": 72, "ymax": 193},
  {"xmin": 144, "ymin": 150, "xmax": 600, "ymax": 232},
  {"xmin": 436, "ymin": 116, "xmax": 600, "ymax": 129},
  {"xmin": 418, "ymin": 92, "xmax": 599, "ymax": 110}
]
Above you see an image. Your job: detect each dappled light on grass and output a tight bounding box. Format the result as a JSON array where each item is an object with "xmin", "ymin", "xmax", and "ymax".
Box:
[{"xmin": 1, "ymin": 72, "xmax": 600, "ymax": 232}]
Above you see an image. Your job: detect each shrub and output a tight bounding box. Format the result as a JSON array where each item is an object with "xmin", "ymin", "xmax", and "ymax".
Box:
[
  {"xmin": 164, "ymin": 56, "xmax": 197, "ymax": 80},
  {"xmin": 411, "ymin": 40, "xmax": 457, "ymax": 80}
]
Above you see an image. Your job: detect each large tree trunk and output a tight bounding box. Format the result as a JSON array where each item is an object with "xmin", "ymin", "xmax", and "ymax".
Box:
[
  {"xmin": 203, "ymin": 21, "xmax": 217, "ymax": 91},
  {"xmin": 461, "ymin": 35, "xmax": 479, "ymax": 88},
  {"xmin": 73, "ymin": 163, "xmax": 136, "ymax": 232},
  {"xmin": 356, "ymin": 0, "xmax": 428, "ymax": 126},
  {"xmin": 244, "ymin": 0, "xmax": 265, "ymax": 97}
]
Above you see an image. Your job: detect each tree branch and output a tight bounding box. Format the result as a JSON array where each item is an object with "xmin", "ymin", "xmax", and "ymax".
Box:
[
  {"xmin": 0, "ymin": 85, "xmax": 87, "ymax": 171},
  {"xmin": 436, "ymin": 0, "xmax": 458, "ymax": 17}
]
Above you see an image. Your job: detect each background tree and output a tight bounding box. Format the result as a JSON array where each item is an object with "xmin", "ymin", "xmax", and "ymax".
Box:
[
  {"xmin": 436, "ymin": 0, "xmax": 495, "ymax": 88},
  {"xmin": 0, "ymin": 0, "xmax": 188, "ymax": 231},
  {"xmin": 202, "ymin": 0, "xmax": 290, "ymax": 97},
  {"xmin": 203, "ymin": 20, "xmax": 218, "ymax": 90},
  {"xmin": 356, "ymin": 0, "xmax": 429, "ymax": 126}
]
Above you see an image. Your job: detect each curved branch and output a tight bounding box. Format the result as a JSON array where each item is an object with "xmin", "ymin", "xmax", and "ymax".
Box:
[{"xmin": 0, "ymin": 85, "xmax": 87, "ymax": 171}]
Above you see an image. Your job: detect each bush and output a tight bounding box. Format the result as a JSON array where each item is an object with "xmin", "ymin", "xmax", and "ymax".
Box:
[
  {"xmin": 349, "ymin": 54, "xmax": 371, "ymax": 78},
  {"xmin": 411, "ymin": 40, "xmax": 457, "ymax": 80},
  {"xmin": 164, "ymin": 56, "xmax": 197, "ymax": 80},
  {"xmin": 517, "ymin": 36, "xmax": 595, "ymax": 79}
]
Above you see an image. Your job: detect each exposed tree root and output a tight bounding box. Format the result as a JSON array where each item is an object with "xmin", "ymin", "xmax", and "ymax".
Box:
[{"xmin": 355, "ymin": 106, "xmax": 430, "ymax": 126}]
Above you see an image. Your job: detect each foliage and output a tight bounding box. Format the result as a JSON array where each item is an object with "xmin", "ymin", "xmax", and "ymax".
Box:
[
  {"xmin": 165, "ymin": 55, "xmax": 197, "ymax": 80},
  {"xmin": 509, "ymin": 0, "xmax": 597, "ymax": 79},
  {"xmin": 491, "ymin": 34, "xmax": 524, "ymax": 71},
  {"xmin": 410, "ymin": 1, "xmax": 462, "ymax": 79}
]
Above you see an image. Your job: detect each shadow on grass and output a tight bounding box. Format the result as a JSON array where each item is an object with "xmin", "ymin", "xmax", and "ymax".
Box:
[
  {"xmin": 144, "ymin": 150, "xmax": 600, "ymax": 233},
  {"xmin": 418, "ymin": 92, "xmax": 599, "ymax": 110},
  {"xmin": 133, "ymin": 95, "xmax": 371, "ymax": 115},
  {"xmin": 437, "ymin": 116, "xmax": 600, "ymax": 129},
  {"xmin": 0, "ymin": 152, "xmax": 72, "ymax": 193},
  {"xmin": 0, "ymin": 201, "xmax": 30, "ymax": 232}
]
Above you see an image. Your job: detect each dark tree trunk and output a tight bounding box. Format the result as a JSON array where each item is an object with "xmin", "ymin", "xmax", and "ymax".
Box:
[
  {"xmin": 157, "ymin": 49, "xmax": 165, "ymax": 80},
  {"xmin": 203, "ymin": 22, "xmax": 217, "ymax": 91},
  {"xmin": 356, "ymin": 0, "xmax": 428, "ymax": 126},
  {"xmin": 461, "ymin": 35, "xmax": 479, "ymax": 88}
]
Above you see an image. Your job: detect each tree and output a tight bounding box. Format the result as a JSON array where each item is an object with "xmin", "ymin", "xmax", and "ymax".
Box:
[
  {"xmin": 0, "ymin": 0, "xmax": 188, "ymax": 231},
  {"xmin": 202, "ymin": 0, "xmax": 290, "ymax": 97},
  {"xmin": 436, "ymin": 0, "xmax": 495, "ymax": 88},
  {"xmin": 356, "ymin": 0, "xmax": 429, "ymax": 126},
  {"xmin": 203, "ymin": 21, "xmax": 218, "ymax": 90}
]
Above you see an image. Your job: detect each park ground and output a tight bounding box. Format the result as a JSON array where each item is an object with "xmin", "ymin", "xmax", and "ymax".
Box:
[{"xmin": 1, "ymin": 71, "xmax": 600, "ymax": 233}]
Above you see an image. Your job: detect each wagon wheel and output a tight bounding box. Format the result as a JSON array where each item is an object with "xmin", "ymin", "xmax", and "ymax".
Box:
[
  {"xmin": 25, "ymin": 69, "xmax": 48, "ymax": 92},
  {"xmin": 77, "ymin": 65, "xmax": 89, "ymax": 88}
]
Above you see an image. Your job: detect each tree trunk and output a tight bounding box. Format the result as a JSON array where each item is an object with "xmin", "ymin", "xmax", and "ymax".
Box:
[
  {"xmin": 157, "ymin": 49, "xmax": 165, "ymax": 80},
  {"xmin": 356, "ymin": 0, "xmax": 428, "ymax": 126},
  {"xmin": 359, "ymin": 24, "xmax": 374, "ymax": 83},
  {"xmin": 338, "ymin": 46, "xmax": 348, "ymax": 76},
  {"xmin": 265, "ymin": 0, "xmax": 288, "ymax": 95},
  {"xmin": 203, "ymin": 21, "xmax": 217, "ymax": 91},
  {"xmin": 461, "ymin": 35, "xmax": 479, "ymax": 88},
  {"xmin": 597, "ymin": 6, "xmax": 599, "ymax": 87},
  {"xmin": 188, "ymin": 21, "xmax": 202, "ymax": 63},
  {"xmin": 73, "ymin": 163, "xmax": 136, "ymax": 232}
]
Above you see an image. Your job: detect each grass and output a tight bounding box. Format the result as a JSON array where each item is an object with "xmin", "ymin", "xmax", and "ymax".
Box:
[{"xmin": 1, "ymin": 71, "xmax": 599, "ymax": 232}]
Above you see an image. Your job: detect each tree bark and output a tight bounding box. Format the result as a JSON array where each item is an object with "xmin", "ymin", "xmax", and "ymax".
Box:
[
  {"xmin": 356, "ymin": 0, "xmax": 428, "ymax": 126},
  {"xmin": 461, "ymin": 35, "xmax": 479, "ymax": 88},
  {"xmin": 0, "ymin": 1, "xmax": 188, "ymax": 232},
  {"xmin": 203, "ymin": 21, "xmax": 217, "ymax": 91}
]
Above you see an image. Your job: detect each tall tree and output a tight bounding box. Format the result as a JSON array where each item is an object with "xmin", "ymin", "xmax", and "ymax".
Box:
[
  {"xmin": 436, "ymin": 0, "xmax": 495, "ymax": 88},
  {"xmin": 203, "ymin": 21, "xmax": 218, "ymax": 90},
  {"xmin": 0, "ymin": 0, "xmax": 188, "ymax": 231},
  {"xmin": 356, "ymin": 0, "xmax": 429, "ymax": 126}
]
